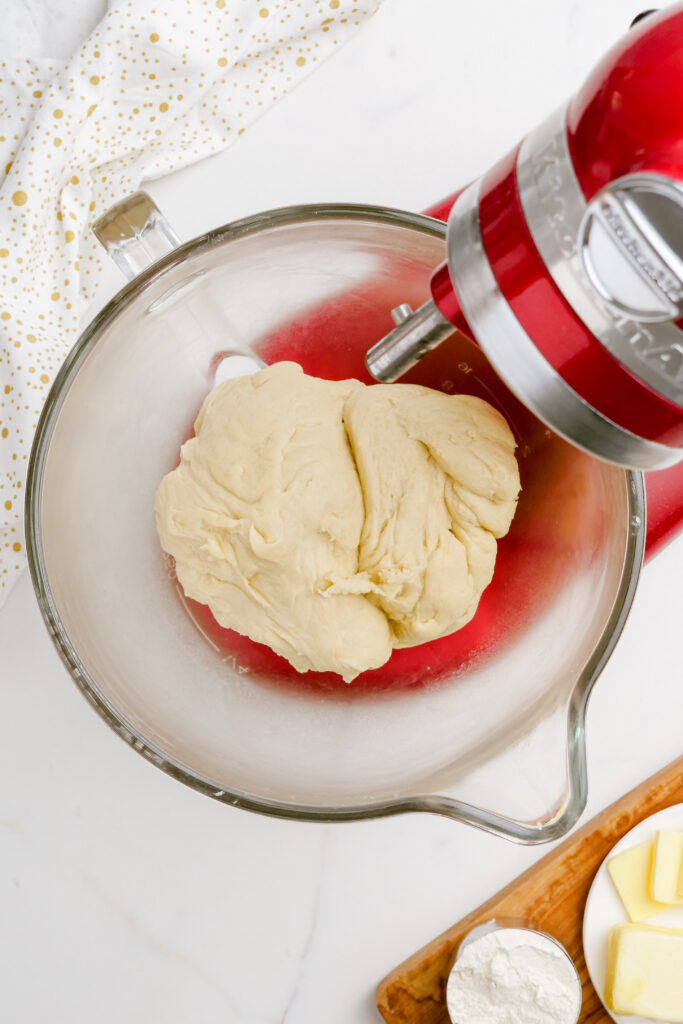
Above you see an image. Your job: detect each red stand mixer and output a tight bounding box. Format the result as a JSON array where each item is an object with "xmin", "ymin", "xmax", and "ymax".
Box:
[
  {"xmin": 367, "ymin": 4, "xmax": 683, "ymax": 554},
  {"xmin": 26, "ymin": 4, "xmax": 683, "ymax": 842}
]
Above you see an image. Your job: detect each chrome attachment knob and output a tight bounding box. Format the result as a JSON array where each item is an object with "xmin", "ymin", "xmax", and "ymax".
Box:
[{"xmin": 366, "ymin": 298, "xmax": 455, "ymax": 382}]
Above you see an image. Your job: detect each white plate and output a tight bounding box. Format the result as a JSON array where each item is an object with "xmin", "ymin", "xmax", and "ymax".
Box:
[{"xmin": 583, "ymin": 802, "xmax": 683, "ymax": 1023}]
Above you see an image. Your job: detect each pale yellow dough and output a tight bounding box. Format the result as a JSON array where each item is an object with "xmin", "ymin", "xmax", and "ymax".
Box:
[{"xmin": 155, "ymin": 362, "xmax": 520, "ymax": 681}]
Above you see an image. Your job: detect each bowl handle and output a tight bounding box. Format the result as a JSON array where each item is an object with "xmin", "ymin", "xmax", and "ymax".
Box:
[
  {"xmin": 92, "ymin": 191, "xmax": 181, "ymax": 281},
  {"xmin": 93, "ymin": 192, "xmax": 265, "ymax": 384}
]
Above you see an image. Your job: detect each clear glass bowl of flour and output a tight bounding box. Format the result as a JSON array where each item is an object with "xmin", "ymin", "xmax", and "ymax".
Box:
[
  {"xmin": 447, "ymin": 920, "xmax": 582, "ymax": 1024},
  {"xmin": 25, "ymin": 193, "xmax": 644, "ymax": 841}
]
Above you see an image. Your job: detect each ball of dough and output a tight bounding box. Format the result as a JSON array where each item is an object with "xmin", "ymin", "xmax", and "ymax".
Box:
[{"xmin": 155, "ymin": 361, "xmax": 520, "ymax": 682}]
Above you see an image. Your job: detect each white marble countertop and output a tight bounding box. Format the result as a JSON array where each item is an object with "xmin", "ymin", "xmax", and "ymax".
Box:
[{"xmin": 3, "ymin": 1, "xmax": 683, "ymax": 1021}]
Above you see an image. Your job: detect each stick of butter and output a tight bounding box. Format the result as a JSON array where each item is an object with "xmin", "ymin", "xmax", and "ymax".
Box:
[
  {"xmin": 607, "ymin": 840, "xmax": 667, "ymax": 921},
  {"xmin": 605, "ymin": 922, "xmax": 683, "ymax": 1021},
  {"xmin": 679, "ymin": 850, "xmax": 683, "ymax": 898},
  {"xmin": 651, "ymin": 830, "xmax": 683, "ymax": 904}
]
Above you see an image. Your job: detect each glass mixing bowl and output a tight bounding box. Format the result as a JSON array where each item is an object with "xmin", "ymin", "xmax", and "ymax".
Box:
[{"xmin": 25, "ymin": 196, "xmax": 644, "ymax": 842}]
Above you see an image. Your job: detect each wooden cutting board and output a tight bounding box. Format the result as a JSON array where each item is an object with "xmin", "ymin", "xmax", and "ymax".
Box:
[{"xmin": 376, "ymin": 756, "xmax": 683, "ymax": 1024}]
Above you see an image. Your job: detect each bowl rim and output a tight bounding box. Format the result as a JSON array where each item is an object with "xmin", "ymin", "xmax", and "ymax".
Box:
[{"xmin": 24, "ymin": 200, "xmax": 646, "ymax": 843}]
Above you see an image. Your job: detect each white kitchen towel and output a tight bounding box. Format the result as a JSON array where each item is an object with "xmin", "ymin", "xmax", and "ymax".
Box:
[{"xmin": 0, "ymin": 0, "xmax": 380, "ymax": 606}]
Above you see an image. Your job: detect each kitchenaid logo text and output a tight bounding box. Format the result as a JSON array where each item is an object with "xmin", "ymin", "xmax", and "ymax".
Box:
[
  {"xmin": 600, "ymin": 199, "xmax": 683, "ymax": 305},
  {"xmin": 616, "ymin": 319, "xmax": 683, "ymax": 382}
]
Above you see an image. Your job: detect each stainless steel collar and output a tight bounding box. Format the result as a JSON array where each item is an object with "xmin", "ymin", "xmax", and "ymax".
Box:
[{"xmin": 517, "ymin": 103, "xmax": 683, "ymax": 409}]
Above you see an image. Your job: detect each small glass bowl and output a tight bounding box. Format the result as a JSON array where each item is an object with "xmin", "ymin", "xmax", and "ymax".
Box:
[{"xmin": 446, "ymin": 918, "xmax": 582, "ymax": 1024}]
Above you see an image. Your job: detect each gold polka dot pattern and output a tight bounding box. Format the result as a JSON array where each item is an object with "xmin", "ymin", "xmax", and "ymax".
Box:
[{"xmin": 0, "ymin": 0, "xmax": 380, "ymax": 604}]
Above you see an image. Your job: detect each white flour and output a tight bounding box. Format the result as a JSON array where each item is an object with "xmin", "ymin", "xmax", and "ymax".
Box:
[{"xmin": 446, "ymin": 927, "xmax": 581, "ymax": 1024}]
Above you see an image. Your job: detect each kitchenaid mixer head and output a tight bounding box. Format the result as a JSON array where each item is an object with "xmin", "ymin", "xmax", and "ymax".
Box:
[{"xmin": 368, "ymin": 5, "xmax": 683, "ymax": 472}]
